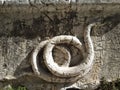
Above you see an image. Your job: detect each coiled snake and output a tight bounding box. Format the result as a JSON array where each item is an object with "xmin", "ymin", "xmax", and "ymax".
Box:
[{"xmin": 30, "ymin": 23, "xmax": 95, "ymax": 83}]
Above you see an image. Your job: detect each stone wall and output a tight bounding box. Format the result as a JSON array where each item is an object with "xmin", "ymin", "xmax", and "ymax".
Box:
[
  {"xmin": 0, "ymin": 0, "xmax": 120, "ymax": 4},
  {"xmin": 0, "ymin": 3, "xmax": 120, "ymax": 90}
]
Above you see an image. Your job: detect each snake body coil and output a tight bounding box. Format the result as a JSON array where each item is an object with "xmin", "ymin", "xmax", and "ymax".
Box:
[{"xmin": 31, "ymin": 24, "xmax": 95, "ymax": 83}]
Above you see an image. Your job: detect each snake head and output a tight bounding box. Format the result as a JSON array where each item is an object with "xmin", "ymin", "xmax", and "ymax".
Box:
[
  {"xmin": 87, "ymin": 23, "xmax": 97, "ymax": 30},
  {"xmin": 91, "ymin": 22, "xmax": 100, "ymax": 27},
  {"xmin": 88, "ymin": 22, "xmax": 101, "ymax": 30}
]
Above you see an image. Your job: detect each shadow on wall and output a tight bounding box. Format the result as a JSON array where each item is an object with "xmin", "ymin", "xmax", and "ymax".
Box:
[
  {"xmin": 13, "ymin": 50, "xmax": 33, "ymax": 76},
  {"xmin": 0, "ymin": 10, "xmax": 119, "ymax": 39},
  {"xmin": 11, "ymin": 13, "xmax": 120, "ymax": 39},
  {"xmin": 91, "ymin": 13, "xmax": 120, "ymax": 36},
  {"xmin": 11, "ymin": 10, "xmax": 79, "ymax": 39}
]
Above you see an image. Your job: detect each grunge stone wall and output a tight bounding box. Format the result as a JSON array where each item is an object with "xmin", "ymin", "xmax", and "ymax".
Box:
[
  {"xmin": 0, "ymin": 3, "xmax": 120, "ymax": 90},
  {"xmin": 0, "ymin": 0, "xmax": 120, "ymax": 4}
]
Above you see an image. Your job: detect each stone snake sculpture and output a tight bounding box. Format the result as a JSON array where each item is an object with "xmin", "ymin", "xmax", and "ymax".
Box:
[{"xmin": 30, "ymin": 23, "xmax": 95, "ymax": 83}]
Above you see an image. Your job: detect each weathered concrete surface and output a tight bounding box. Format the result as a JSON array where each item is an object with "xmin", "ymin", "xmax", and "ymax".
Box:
[{"xmin": 0, "ymin": 4, "xmax": 120, "ymax": 90}]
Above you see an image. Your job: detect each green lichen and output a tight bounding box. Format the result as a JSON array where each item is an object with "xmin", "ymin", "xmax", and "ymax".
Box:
[{"xmin": 0, "ymin": 85, "xmax": 27, "ymax": 90}]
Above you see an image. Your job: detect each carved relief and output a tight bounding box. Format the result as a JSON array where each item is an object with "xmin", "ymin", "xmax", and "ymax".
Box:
[{"xmin": 30, "ymin": 24, "xmax": 95, "ymax": 83}]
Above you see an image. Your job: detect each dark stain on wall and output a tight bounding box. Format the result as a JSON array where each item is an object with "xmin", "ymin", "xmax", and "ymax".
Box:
[
  {"xmin": 91, "ymin": 13, "xmax": 120, "ymax": 36},
  {"xmin": 0, "ymin": 5, "xmax": 120, "ymax": 39},
  {"xmin": 11, "ymin": 10, "xmax": 79, "ymax": 39}
]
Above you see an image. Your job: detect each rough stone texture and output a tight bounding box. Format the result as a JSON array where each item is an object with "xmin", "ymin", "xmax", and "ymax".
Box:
[
  {"xmin": 0, "ymin": 0, "xmax": 120, "ymax": 4},
  {"xmin": 0, "ymin": 4, "xmax": 120, "ymax": 90}
]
